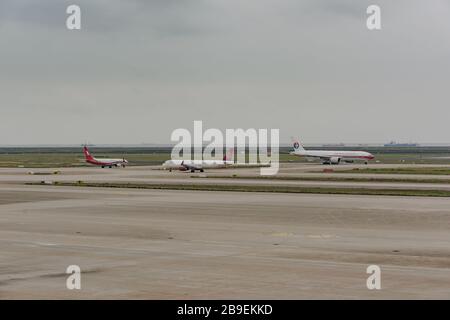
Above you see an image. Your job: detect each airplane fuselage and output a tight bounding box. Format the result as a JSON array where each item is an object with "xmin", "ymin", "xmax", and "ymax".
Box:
[
  {"xmin": 163, "ymin": 159, "xmax": 234, "ymax": 172},
  {"xmin": 86, "ymin": 158, "xmax": 127, "ymax": 167},
  {"xmin": 291, "ymin": 150, "xmax": 374, "ymax": 164}
]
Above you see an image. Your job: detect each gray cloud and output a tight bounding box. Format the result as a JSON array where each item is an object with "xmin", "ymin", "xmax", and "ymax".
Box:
[{"xmin": 0, "ymin": 0, "xmax": 449, "ymax": 144}]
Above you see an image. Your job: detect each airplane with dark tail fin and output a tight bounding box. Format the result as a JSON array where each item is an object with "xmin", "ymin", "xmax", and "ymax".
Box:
[{"xmin": 162, "ymin": 148, "xmax": 234, "ymax": 172}]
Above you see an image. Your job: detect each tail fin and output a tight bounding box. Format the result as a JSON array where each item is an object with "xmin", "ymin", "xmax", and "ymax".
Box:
[
  {"xmin": 223, "ymin": 148, "xmax": 234, "ymax": 162},
  {"xmin": 83, "ymin": 146, "xmax": 94, "ymax": 161},
  {"xmin": 291, "ymin": 137, "xmax": 305, "ymax": 152}
]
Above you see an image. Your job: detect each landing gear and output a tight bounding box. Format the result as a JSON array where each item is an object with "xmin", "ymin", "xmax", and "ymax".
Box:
[
  {"xmin": 200, "ymin": 169, "xmax": 204, "ymax": 172},
  {"xmin": 101, "ymin": 166, "xmax": 105, "ymax": 168},
  {"xmin": 191, "ymin": 169, "xmax": 195, "ymax": 173}
]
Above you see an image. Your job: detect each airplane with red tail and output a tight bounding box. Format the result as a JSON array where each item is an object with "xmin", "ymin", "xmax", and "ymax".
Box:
[{"xmin": 83, "ymin": 146, "xmax": 128, "ymax": 168}]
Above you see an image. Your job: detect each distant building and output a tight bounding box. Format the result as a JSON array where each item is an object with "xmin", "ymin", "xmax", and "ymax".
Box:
[
  {"xmin": 322, "ymin": 143, "xmax": 345, "ymax": 147},
  {"xmin": 384, "ymin": 141, "xmax": 419, "ymax": 147}
]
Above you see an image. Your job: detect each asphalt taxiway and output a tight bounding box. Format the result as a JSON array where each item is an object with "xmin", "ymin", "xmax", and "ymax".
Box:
[{"xmin": 0, "ymin": 163, "xmax": 449, "ymax": 299}]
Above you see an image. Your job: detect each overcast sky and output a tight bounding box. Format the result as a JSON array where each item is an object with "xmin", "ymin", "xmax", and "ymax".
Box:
[{"xmin": 1, "ymin": 0, "xmax": 449, "ymax": 145}]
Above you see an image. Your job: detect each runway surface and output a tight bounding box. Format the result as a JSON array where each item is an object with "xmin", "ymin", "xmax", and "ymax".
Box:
[
  {"xmin": 0, "ymin": 164, "xmax": 449, "ymax": 299},
  {"xmin": 1, "ymin": 163, "xmax": 450, "ymax": 190}
]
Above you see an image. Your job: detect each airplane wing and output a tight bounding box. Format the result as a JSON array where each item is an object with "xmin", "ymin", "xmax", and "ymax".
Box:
[
  {"xmin": 303, "ymin": 156, "xmax": 335, "ymax": 164},
  {"xmin": 303, "ymin": 155, "xmax": 330, "ymax": 160},
  {"xmin": 180, "ymin": 161, "xmax": 202, "ymax": 170}
]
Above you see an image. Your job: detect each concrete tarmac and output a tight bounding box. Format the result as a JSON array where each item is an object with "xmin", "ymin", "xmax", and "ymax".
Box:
[
  {"xmin": 0, "ymin": 164, "xmax": 449, "ymax": 299},
  {"xmin": 1, "ymin": 164, "xmax": 450, "ymax": 191}
]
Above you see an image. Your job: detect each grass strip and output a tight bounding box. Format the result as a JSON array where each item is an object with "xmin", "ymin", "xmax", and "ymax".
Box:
[
  {"xmin": 329, "ymin": 167, "xmax": 450, "ymax": 175},
  {"xmin": 191, "ymin": 175, "xmax": 450, "ymax": 184},
  {"xmin": 27, "ymin": 181, "xmax": 450, "ymax": 197}
]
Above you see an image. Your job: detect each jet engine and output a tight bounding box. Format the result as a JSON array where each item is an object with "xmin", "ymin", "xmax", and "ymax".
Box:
[{"xmin": 330, "ymin": 157, "xmax": 341, "ymax": 164}]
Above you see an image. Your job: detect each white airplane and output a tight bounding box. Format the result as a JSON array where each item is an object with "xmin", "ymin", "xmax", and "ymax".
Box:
[
  {"xmin": 290, "ymin": 138, "xmax": 374, "ymax": 165},
  {"xmin": 163, "ymin": 149, "xmax": 234, "ymax": 172},
  {"xmin": 83, "ymin": 146, "xmax": 128, "ymax": 168}
]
